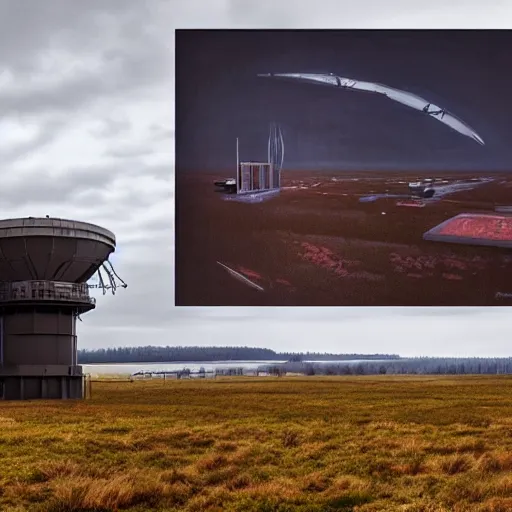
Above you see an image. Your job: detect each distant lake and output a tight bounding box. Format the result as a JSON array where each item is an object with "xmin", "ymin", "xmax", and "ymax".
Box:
[{"xmin": 82, "ymin": 360, "xmax": 391, "ymax": 375}]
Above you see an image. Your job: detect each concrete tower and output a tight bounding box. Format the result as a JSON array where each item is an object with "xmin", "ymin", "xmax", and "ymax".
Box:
[{"xmin": 0, "ymin": 217, "xmax": 119, "ymax": 400}]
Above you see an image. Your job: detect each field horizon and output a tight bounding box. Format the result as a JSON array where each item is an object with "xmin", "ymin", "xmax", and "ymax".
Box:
[{"xmin": 2, "ymin": 375, "xmax": 512, "ymax": 511}]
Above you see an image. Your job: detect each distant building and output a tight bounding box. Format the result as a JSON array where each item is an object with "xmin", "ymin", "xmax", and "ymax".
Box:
[
  {"xmin": 214, "ymin": 123, "xmax": 284, "ymax": 200},
  {"xmin": 237, "ymin": 161, "xmax": 276, "ymax": 194}
]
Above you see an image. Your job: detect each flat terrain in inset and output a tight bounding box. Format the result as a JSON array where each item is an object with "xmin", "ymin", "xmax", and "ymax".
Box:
[
  {"xmin": 3, "ymin": 377, "xmax": 512, "ymax": 511},
  {"xmin": 176, "ymin": 170, "xmax": 512, "ymax": 305}
]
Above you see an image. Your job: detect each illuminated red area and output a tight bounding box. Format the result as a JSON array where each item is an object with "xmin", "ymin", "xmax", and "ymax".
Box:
[
  {"xmin": 389, "ymin": 252, "xmax": 486, "ymax": 277},
  {"xmin": 396, "ymin": 200, "xmax": 425, "ymax": 208},
  {"xmin": 299, "ymin": 242, "xmax": 361, "ymax": 277},
  {"xmin": 437, "ymin": 215, "xmax": 512, "ymax": 241},
  {"xmin": 236, "ymin": 266, "xmax": 296, "ymax": 291},
  {"xmin": 442, "ymin": 273, "xmax": 463, "ymax": 281},
  {"xmin": 299, "ymin": 243, "xmax": 488, "ymax": 282},
  {"xmin": 237, "ymin": 266, "xmax": 263, "ymax": 281}
]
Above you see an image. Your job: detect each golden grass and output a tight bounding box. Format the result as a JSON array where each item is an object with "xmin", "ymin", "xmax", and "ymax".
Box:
[{"xmin": 1, "ymin": 375, "xmax": 512, "ymax": 510}]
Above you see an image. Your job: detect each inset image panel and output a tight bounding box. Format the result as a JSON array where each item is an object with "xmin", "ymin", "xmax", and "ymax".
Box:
[{"xmin": 175, "ymin": 29, "xmax": 512, "ymax": 306}]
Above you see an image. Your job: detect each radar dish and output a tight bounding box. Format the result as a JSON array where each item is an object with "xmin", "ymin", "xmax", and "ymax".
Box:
[{"xmin": 0, "ymin": 217, "xmax": 115, "ymax": 282}]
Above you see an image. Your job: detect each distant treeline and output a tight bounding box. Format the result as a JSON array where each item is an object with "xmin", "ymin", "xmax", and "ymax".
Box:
[
  {"xmin": 268, "ymin": 358, "xmax": 512, "ymax": 376},
  {"xmin": 77, "ymin": 346, "xmax": 400, "ymax": 364}
]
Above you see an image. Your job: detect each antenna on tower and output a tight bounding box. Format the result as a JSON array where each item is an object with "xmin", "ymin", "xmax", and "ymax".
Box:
[
  {"xmin": 88, "ymin": 259, "xmax": 127, "ymax": 296},
  {"xmin": 235, "ymin": 137, "xmax": 240, "ymax": 193}
]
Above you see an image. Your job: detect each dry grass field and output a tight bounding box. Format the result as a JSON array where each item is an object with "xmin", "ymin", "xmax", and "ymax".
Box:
[{"xmin": 1, "ymin": 376, "xmax": 512, "ymax": 511}]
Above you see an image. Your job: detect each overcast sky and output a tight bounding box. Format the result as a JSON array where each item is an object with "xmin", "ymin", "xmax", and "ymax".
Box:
[{"xmin": 3, "ymin": 0, "xmax": 510, "ymax": 357}]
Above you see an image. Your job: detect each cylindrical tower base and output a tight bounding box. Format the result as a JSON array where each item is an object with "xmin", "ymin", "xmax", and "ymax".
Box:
[
  {"xmin": 0, "ymin": 365, "xmax": 83, "ymax": 400},
  {"xmin": 0, "ymin": 281, "xmax": 93, "ymax": 400}
]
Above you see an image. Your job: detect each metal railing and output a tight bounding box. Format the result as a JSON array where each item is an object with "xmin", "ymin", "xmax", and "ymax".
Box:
[{"xmin": 0, "ymin": 280, "xmax": 96, "ymax": 304}]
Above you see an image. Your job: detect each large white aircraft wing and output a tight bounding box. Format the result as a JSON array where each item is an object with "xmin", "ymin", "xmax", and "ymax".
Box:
[{"xmin": 258, "ymin": 73, "xmax": 484, "ymax": 146}]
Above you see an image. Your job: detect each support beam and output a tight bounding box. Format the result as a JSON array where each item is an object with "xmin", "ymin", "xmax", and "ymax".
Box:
[{"xmin": 41, "ymin": 377, "xmax": 47, "ymax": 399}]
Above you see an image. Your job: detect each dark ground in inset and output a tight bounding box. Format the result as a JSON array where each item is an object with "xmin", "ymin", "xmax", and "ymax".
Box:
[{"xmin": 176, "ymin": 170, "xmax": 512, "ymax": 306}]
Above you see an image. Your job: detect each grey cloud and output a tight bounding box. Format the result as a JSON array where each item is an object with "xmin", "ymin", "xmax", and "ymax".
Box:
[
  {"xmin": 0, "ymin": 1, "xmax": 171, "ymax": 117},
  {"xmin": 168, "ymin": 308, "xmax": 287, "ymax": 324},
  {"xmin": 113, "ymin": 218, "xmax": 174, "ymax": 249},
  {"xmin": 0, "ymin": 160, "xmax": 170, "ymax": 209},
  {"xmin": 103, "ymin": 127, "xmax": 173, "ymax": 159},
  {"xmin": 225, "ymin": 0, "xmax": 418, "ymax": 27},
  {"xmin": 90, "ymin": 117, "xmax": 132, "ymax": 139},
  {"xmin": 106, "ymin": 146, "xmax": 157, "ymax": 159},
  {"xmin": 0, "ymin": 50, "xmax": 169, "ymax": 116},
  {"xmin": 74, "ymin": 187, "xmax": 171, "ymax": 215},
  {"xmin": 0, "ymin": 1, "xmax": 167, "ymax": 70},
  {"xmin": 165, "ymin": 307, "xmax": 393, "ymax": 325},
  {"xmin": 0, "ymin": 117, "xmax": 69, "ymax": 164},
  {"xmin": 225, "ymin": 0, "xmax": 492, "ymax": 28},
  {"xmin": 150, "ymin": 125, "xmax": 175, "ymax": 141},
  {"xmin": 131, "ymin": 164, "xmax": 173, "ymax": 180},
  {"xmin": 85, "ymin": 260, "xmax": 173, "ymax": 329}
]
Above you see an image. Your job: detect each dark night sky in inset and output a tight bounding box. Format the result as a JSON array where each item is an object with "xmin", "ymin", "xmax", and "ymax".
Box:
[{"xmin": 175, "ymin": 30, "xmax": 512, "ymax": 171}]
